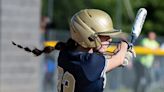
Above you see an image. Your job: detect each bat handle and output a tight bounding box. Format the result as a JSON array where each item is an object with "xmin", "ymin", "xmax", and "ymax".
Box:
[
  {"xmin": 130, "ymin": 34, "xmax": 137, "ymax": 45},
  {"xmin": 127, "ymin": 34, "xmax": 136, "ymax": 49}
]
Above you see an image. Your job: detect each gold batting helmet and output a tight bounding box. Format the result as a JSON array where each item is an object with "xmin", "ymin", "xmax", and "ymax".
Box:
[{"xmin": 70, "ymin": 9, "xmax": 121, "ymax": 48}]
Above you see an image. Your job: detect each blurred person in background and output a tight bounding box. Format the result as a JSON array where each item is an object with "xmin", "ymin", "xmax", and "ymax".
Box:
[
  {"xmin": 40, "ymin": 16, "xmax": 55, "ymax": 41},
  {"xmin": 133, "ymin": 31, "xmax": 159, "ymax": 92},
  {"xmin": 43, "ymin": 55, "xmax": 57, "ymax": 92},
  {"xmin": 40, "ymin": 16, "xmax": 50, "ymax": 41},
  {"xmin": 40, "ymin": 16, "xmax": 57, "ymax": 92}
]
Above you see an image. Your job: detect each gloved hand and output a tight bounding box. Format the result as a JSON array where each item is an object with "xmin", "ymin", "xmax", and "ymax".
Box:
[
  {"xmin": 122, "ymin": 47, "xmax": 136, "ymax": 66},
  {"xmin": 121, "ymin": 39, "xmax": 133, "ymax": 50}
]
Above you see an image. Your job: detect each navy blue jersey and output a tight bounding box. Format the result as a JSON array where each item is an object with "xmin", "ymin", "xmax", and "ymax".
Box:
[{"xmin": 57, "ymin": 50, "xmax": 106, "ymax": 92}]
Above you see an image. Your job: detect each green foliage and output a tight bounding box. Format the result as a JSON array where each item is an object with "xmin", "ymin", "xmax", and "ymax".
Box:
[
  {"xmin": 53, "ymin": 0, "xmax": 89, "ymax": 29},
  {"xmin": 41, "ymin": 0, "xmax": 48, "ymax": 16},
  {"xmin": 41, "ymin": 0, "xmax": 164, "ymax": 35},
  {"xmin": 131, "ymin": 0, "xmax": 164, "ymax": 35}
]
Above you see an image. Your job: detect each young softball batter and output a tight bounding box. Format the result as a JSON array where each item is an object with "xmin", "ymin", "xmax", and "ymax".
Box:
[{"xmin": 12, "ymin": 9, "xmax": 135, "ymax": 92}]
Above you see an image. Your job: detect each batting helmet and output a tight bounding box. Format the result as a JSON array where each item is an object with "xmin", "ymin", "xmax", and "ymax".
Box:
[{"xmin": 70, "ymin": 9, "xmax": 121, "ymax": 48}]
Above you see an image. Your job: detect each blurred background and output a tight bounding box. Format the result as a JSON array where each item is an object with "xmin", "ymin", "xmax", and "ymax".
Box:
[{"xmin": 0, "ymin": 0, "xmax": 164, "ymax": 92}]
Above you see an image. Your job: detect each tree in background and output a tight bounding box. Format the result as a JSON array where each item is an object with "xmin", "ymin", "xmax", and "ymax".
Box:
[{"xmin": 41, "ymin": 0, "xmax": 164, "ymax": 35}]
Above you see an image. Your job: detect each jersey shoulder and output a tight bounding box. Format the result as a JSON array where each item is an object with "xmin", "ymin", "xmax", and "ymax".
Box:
[{"xmin": 80, "ymin": 53, "xmax": 106, "ymax": 81}]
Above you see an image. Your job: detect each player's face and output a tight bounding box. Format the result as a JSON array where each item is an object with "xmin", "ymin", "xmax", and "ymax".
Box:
[{"xmin": 96, "ymin": 36, "xmax": 112, "ymax": 53}]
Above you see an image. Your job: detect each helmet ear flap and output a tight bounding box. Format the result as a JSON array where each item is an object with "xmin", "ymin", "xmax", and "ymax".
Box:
[
  {"xmin": 88, "ymin": 34, "xmax": 98, "ymax": 41},
  {"xmin": 88, "ymin": 34, "xmax": 102, "ymax": 48},
  {"xmin": 88, "ymin": 37, "xmax": 94, "ymax": 41}
]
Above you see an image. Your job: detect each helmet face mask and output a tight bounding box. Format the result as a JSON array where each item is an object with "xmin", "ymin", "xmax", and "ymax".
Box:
[{"xmin": 70, "ymin": 9, "xmax": 121, "ymax": 48}]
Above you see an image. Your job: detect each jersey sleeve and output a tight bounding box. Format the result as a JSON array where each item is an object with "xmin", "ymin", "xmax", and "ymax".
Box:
[{"xmin": 80, "ymin": 53, "xmax": 106, "ymax": 82}]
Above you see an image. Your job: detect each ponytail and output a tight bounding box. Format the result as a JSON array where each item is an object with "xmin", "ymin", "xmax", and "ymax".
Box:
[{"xmin": 11, "ymin": 39, "xmax": 78, "ymax": 56}]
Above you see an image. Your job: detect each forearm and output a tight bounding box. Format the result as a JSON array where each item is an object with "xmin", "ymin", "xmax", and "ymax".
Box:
[{"xmin": 106, "ymin": 42, "xmax": 128, "ymax": 72}]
